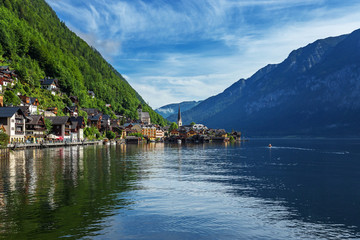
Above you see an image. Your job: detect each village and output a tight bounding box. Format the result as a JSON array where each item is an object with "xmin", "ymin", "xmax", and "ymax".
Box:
[{"xmin": 0, "ymin": 66, "xmax": 241, "ymax": 148}]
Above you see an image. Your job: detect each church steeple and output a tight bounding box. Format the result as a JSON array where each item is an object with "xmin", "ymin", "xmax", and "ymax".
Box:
[{"xmin": 177, "ymin": 104, "xmax": 182, "ymax": 127}]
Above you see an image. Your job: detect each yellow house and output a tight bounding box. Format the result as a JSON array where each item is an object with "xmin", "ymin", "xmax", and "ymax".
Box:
[{"xmin": 142, "ymin": 126, "xmax": 156, "ymax": 139}]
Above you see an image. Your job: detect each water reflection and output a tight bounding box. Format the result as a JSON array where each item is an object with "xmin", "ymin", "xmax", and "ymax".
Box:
[
  {"xmin": 0, "ymin": 141, "xmax": 359, "ymax": 239},
  {"xmin": 0, "ymin": 145, "xmax": 143, "ymax": 239}
]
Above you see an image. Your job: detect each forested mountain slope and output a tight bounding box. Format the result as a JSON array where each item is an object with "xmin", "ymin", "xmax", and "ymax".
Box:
[{"xmin": 0, "ymin": 0, "xmax": 166, "ymax": 125}]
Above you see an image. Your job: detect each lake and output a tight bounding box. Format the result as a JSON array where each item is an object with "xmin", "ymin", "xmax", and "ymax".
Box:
[{"xmin": 0, "ymin": 139, "xmax": 360, "ymax": 239}]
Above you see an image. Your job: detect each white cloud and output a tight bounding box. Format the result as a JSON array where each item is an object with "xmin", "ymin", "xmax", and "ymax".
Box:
[{"xmin": 45, "ymin": 0, "xmax": 360, "ymax": 108}]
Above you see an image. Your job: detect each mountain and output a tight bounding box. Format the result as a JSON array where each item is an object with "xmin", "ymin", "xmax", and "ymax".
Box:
[
  {"xmin": 0, "ymin": 0, "xmax": 166, "ymax": 125},
  {"xmin": 155, "ymin": 101, "xmax": 202, "ymax": 118},
  {"xmin": 177, "ymin": 29, "xmax": 360, "ymax": 136}
]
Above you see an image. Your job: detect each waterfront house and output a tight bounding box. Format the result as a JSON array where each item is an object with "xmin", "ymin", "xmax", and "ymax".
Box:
[
  {"xmin": 179, "ymin": 128, "xmax": 197, "ymax": 139},
  {"xmin": 88, "ymin": 114, "xmax": 102, "ymax": 129},
  {"xmin": 156, "ymin": 127, "xmax": 165, "ymax": 140},
  {"xmin": 141, "ymin": 125, "xmax": 157, "ymax": 140},
  {"xmin": 0, "ymin": 107, "xmax": 27, "ymax": 143},
  {"xmin": 25, "ymin": 115, "xmax": 46, "ymax": 143},
  {"xmin": 100, "ymin": 114, "xmax": 111, "ymax": 132},
  {"xmin": 169, "ymin": 129, "xmax": 179, "ymax": 136},
  {"xmin": 231, "ymin": 131, "xmax": 241, "ymax": 141},
  {"xmin": 215, "ymin": 129, "xmax": 227, "ymax": 138},
  {"xmin": 69, "ymin": 116, "xmax": 85, "ymax": 141},
  {"xmin": 46, "ymin": 116, "xmax": 69, "ymax": 139},
  {"xmin": 40, "ymin": 78, "xmax": 60, "ymax": 95}
]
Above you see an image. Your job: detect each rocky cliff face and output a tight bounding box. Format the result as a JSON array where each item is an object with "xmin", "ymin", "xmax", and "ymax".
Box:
[{"xmin": 178, "ymin": 29, "xmax": 360, "ymax": 136}]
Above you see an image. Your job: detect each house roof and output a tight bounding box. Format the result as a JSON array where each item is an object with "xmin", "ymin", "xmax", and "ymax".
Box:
[
  {"xmin": 102, "ymin": 114, "xmax": 110, "ymax": 120},
  {"xmin": 26, "ymin": 115, "xmax": 44, "ymax": 125},
  {"xmin": 89, "ymin": 114, "xmax": 101, "ymax": 121},
  {"xmin": 70, "ymin": 116, "xmax": 84, "ymax": 127},
  {"xmin": 0, "ymin": 107, "xmax": 25, "ymax": 118},
  {"xmin": 41, "ymin": 78, "xmax": 58, "ymax": 86},
  {"xmin": 19, "ymin": 106, "xmax": 30, "ymax": 116},
  {"xmin": 141, "ymin": 112, "xmax": 150, "ymax": 118},
  {"xmin": 0, "ymin": 66, "xmax": 9, "ymax": 70},
  {"xmin": 46, "ymin": 116, "xmax": 69, "ymax": 125},
  {"xmin": 81, "ymin": 108, "xmax": 100, "ymax": 115},
  {"xmin": 29, "ymin": 97, "xmax": 38, "ymax": 105}
]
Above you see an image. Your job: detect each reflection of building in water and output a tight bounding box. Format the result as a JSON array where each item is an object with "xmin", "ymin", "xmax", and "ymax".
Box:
[
  {"xmin": 25, "ymin": 149, "xmax": 39, "ymax": 198},
  {"xmin": 0, "ymin": 157, "xmax": 10, "ymax": 211},
  {"xmin": 9, "ymin": 150, "xmax": 26, "ymax": 192},
  {"xmin": 78, "ymin": 146, "xmax": 84, "ymax": 176}
]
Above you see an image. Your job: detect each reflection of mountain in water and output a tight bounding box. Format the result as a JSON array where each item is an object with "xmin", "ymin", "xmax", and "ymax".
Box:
[
  {"xmin": 0, "ymin": 145, "xmax": 143, "ymax": 239},
  {"xmin": 203, "ymin": 140, "xmax": 360, "ymax": 235}
]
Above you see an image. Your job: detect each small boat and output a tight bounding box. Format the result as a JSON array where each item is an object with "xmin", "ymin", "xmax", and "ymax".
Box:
[
  {"xmin": 268, "ymin": 144, "xmax": 272, "ymax": 148},
  {"xmin": 177, "ymin": 139, "xmax": 182, "ymax": 144}
]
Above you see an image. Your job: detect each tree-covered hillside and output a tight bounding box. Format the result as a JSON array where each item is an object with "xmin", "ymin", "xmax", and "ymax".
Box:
[{"xmin": 0, "ymin": 0, "xmax": 166, "ymax": 125}]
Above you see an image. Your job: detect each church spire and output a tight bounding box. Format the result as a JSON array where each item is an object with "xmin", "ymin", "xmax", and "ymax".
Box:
[{"xmin": 177, "ymin": 104, "xmax": 182, "ymax": 127}]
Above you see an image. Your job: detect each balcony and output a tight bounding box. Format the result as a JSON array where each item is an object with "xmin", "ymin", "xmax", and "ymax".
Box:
[{"xmin": 15, "ymin": 131, "xmax": 24, "ymax": 135}]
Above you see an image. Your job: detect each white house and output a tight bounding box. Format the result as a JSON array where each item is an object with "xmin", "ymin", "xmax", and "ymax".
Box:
[
  {"xmin": 192, "ymin": 124, "xmax": 208, "ymax": 130},
  {"xmin": 40, "ymin": 78, "xmax": 60, "ymax": 95},
  {"xmin": 0, "ymin": 107, "xmax": 27, "ymax": 143}
]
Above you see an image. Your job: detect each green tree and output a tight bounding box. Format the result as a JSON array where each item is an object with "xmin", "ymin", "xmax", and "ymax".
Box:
[
  {"xmin": 78, "ymin": 109, "xmax": 88, "ymax": 124},
  {"xmin": 0, "ymin": 131, "xmax": 9, "ymax": 147},
  {"xmin": 106, "ymin": 130, "xmax": 116, "ymax": 140},
  {"xmin": 84, "ymin": 126, "xmax": 101, "ymax": 140},
  {"xmin": 4, "ymin": 90, "xmax": 20, "ymax": 106},
  {"xmin": 128, "ymin": 132, "xmax": 143, "ymax": 138},
  {"xmin": 190, "ymin": 122, "xmax": 196, "ymax": 126},
  {"xmin": 169, "ymin": 122, "xmax": 178, "ymax": 132},
  {"xmin": 44, "ymin": 118, "xmax": 53, "ymax": 135}
]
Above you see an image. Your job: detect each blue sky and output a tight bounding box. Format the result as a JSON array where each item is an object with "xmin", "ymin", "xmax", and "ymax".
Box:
[{"xmin": 45, "ymin": 0, "xmax": 360, "ymax": 108}]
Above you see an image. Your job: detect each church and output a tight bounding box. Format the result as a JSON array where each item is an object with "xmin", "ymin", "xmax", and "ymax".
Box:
[
  {"xmin": 177, "ymin": 104, "xmax": 182, "ymax": 127},
  {"xmin": 137, "ymin": 105, "xmax": 151, "ymax": 124}
]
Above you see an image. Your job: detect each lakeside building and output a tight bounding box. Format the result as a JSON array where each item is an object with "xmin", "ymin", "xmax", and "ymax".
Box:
[
  {"xmin": 177, "ymin": 105, "xmax": 182, "ymax": 127},
  {"xmin": 25, "ymin": 115, "xmax": 46, "ymax": 143},
  {"xmin": 46, "ymin": 116, "xmax": 70, "ymax": 139},
  {"xmin": 137, "ymin": 105, "xmax": 151, "ymax": 124},
  {"xmin": 142, "ymin": 125, "xmax": 157, "ymax": 140},
  {"xmin": 0, "ymin": 107, "xmax": 27, "ymax": 143}
]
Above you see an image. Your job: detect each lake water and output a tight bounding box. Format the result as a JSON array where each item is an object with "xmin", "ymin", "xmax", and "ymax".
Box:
[{"xmin": 0, "ymin": 139, "xmax": 360, "ymax": 239}]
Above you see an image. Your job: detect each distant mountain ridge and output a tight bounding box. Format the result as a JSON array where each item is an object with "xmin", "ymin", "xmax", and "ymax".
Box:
[
  {"xmin": 175, "ymin": 29, "xmax": 360, "ymax": 136},
  {"xmin": 155, "ymin": 101, "xmax": 202, "ymax": 118}
]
